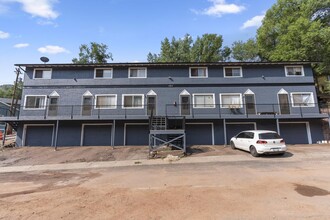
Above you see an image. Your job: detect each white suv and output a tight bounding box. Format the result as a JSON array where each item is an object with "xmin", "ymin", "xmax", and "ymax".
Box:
[{"xmin": 230, "ymin": 130, "xmax": 287, "ymax": 157}]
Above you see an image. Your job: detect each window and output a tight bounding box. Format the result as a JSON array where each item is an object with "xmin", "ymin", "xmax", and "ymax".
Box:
[
  {"xmin": 224, "ymin": 67, "xmax": 242, "ymax": 77},
  {"xmin": 220, "ymin": 94, "xmax": 242, "ymax": 108},
  {"xmin": 237, "ymin": 132, "xmax": 254, "ymax": 139},
  {"xmin": 129, "ymin": 68, "xmax": 147, "ymax": 78},
  {"xmin": 189, "ymin": 67, "xmax": 208, "ymax": 78},
  {"xmin": 193, "ymin": 94, "xmax": 215, "ymax": 108},
  {"xmin": 291, "ymin": 92, "xmax": 315, "ymax": 107},
  {"xmin": 122, "ymin": 95, "xmax": 144, "ymax": 108},
  {"xmin": 285, "ymin": 66, "xmax": 304, "ymax": 76},
  {"xmin": 24, "ymin": 95, "xmax": 46, "ymax": 109},
  {"xmin": 33, "ymin": 69, "xmax": 52, "ymax": 79},
  {"xmin": 94, "ymin": 68, "xmax": 112, "ymax": 79},
  {"xmin": 95, "ymin": 95, "xmax": 117, "ymax": 109},
  {"xmin": 259, "ymin": 132, "xmax": 281, "ymax": 139}
]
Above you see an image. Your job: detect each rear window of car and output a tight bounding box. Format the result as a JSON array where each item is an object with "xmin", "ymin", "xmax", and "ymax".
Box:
[{"xmin": 259, "ymin": 132, "xmax": 281, "ymax": 139}]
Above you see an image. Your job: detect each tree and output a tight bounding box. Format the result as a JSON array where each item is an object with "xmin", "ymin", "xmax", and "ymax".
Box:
[
  {"xmin": 191, "ymin": 34, "xmax": 223, "ymax": 62},
  {"xmin": 257, "ymin": 0, "xmax": 330, "ymax": 73},
  {"xmin": 147, "ymin": 33, "xmax": 230, "ymax": 62},
  {"xmin": 72, "ymin": 42, "xmax": 113, "ymax": 64},
  {"xmin": 231, "ymin": 38, "xmax": 260, "ymax": 62}
]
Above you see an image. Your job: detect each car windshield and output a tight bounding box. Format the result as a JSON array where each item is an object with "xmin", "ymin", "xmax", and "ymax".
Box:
[{"xmin": 259, "ymin": 132, "xmax": 281, "ymax": 139}]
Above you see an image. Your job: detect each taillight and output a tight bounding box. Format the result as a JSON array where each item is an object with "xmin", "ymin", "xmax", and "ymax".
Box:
[
  {"xmin": 280, "ymin": 139, "xmax": 285, "ymax": 144},
  {"xmin": 256, "ymin": 140, "xmax": 267, "ymax": 144}
]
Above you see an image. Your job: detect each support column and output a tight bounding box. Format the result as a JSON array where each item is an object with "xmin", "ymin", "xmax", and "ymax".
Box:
[
  {"xmin": 223, "ymin": 119, "xmax": 227, "ymax": 145},
  {"xmin": 112, "ymin": 120, "xmax": 116, "ymax": 148},
  {"xmin": 276, "ymin": 118, "xmax": 280, "ymax": 135},
  {"xmin": 54, "ymin": 120, "xmax": 59, "ymax": 151}
]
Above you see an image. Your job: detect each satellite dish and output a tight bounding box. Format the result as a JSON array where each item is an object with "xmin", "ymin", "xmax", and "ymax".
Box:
[{"xmin": 40, "ymin": 57, "xmax": 49, "ymax": 63}]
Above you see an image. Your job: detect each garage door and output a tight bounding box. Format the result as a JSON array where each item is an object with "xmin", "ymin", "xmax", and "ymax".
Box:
[
  {"xmin": 125, "ymin": 124, "xmax": 149, "ymax": 145},
  {"xmin": 279, "ymin": 123, "xmax": 310, "ymax": 144},
  {"xmin": 82, "ymin": 124, "xmax": 112, "ymax": 146},
  {"xmin": 186, "ymin": 123, "xmax": 213, "ymax": 145},
  {"xmin": 226, "ymin": 123, "xmax": 255, "ymax": 143},
  {"xmin": 25, "ymin": 125, "xmax": 53, "ymax": 146}
]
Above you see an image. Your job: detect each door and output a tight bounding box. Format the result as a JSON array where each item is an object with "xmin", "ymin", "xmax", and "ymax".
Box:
[
  {"xmin": 125, "ymin": 124, "xmax": 149, "ymax": 145},
  {"xmin": 279, "ymin": 123, "xmax": 309, "ymax": 144},
  {"xmin": 82, "ymin": 124, "xmax": 112, "ymax": 146},
  {"xmin": 245, "ymin": 94, "xmax": 256, "ymax": 115},
  {"xmin": 48, "ymin": 97, "xmax": 58, "ymax": 116},
  {"xmin": 147, "ymin": 96, "xmax": 156, "ymax": 116},
  {"xmin": 181, "ymin": 96, "xmax": 190, "ymax": 116},
  {"xmin": 278, "ymin": 94, "xmax": 290, "ymax": 114},
  {"xmin": 82, "ymin": 97, "xmax": 92, "ymax": 116},
  {"xmin": 186, "ymin": 124, "xmax": 213, "ymax": 145},
  {"xmin": 25, "ymin": 125, "xmax": 53, "ymax": 146}
]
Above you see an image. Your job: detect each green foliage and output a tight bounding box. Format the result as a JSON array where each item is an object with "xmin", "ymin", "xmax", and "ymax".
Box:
[
  {"xmin": 231, "ymin": 38, "xmax": 260, "ymax": 62},
  {"xmin": 0, "ymin": 81, "xmax": 23, "ymax": 99},
  {"xmin": 257, "ymin": 0, "xmax": 330, "ymax": 73},
  {"xmin": 147, "ymin": 33, "xmax": 229, "ymax": 62},
  {"xmin": 72, "ymin": 42, "xmax": 113, "ymax": 64}
]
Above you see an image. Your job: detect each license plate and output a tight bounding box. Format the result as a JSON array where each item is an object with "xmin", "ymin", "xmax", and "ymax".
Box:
[{"xmin": 271, "ymin": 148, "xmax": 280, "ymax": 151}]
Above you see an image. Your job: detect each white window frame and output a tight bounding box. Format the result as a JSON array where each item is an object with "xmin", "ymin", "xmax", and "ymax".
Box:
[
  {"xmin": 94, "ymin": 94, "xmax": 117, "ymax": 109},
  {"xmin": 285, "ymin": 66, "xmax": 304, "ymax": 77},
  {"xmin": 122, "ymin": 94, "xmax": 144, "ymax": 109},
  {"xmin": 290, "ymin": 92, "xmax": 315, "ymax": 107},
  {"xmin": 220, "ymin": 93, "xmax": 243, "ymax": 108},
  {"xmin": 128, "ymin": 67, "xmax": 147, "ymax": 78},
  {"xmin": 192, "ymin": 93, "xmax": 215, "ymax": 109},
  {"xmin": 189, "ymin": 67, "xmax": 208, "ymax": 78},
  {"xmin": 94, "ymin": 68, "xmax": 113, "ymax": 79},
  {"xmin": 23, "ymin": 95, "xmax": 47, "ymax": 110},
  {"xmin": 223, "ymin": 67, "xmax": 243, "ymax": 78},
  {"xmin": 33, "ymin": 68, "xmax": 52, "ymax": 79}
]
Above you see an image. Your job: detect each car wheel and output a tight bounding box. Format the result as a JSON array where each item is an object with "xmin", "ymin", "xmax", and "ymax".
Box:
[
  {"xmin": 250, "ymin": 146, "xmax": 259, "ymax": 157},
  {"xmin": 230, "ymin": 141, "xmax": 236, "ymax": 150}
]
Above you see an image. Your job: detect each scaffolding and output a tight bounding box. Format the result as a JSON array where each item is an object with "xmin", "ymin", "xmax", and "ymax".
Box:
[{"xmin": 149, "ymin": 116, "xmax": 186, "ymax": 157}]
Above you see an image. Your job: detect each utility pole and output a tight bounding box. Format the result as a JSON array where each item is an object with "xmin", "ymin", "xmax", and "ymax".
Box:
[{"xmin": 10, "ymin": 68, "xmax": 21, "ymax": 116}]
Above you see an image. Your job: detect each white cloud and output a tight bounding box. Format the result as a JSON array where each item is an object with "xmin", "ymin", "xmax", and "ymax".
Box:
[
  {"xmin": 194, "ymin": 0, "xmax": 245, "ymax": 17},
  {"xmin": 14, "ymin": 43, "xmax": 29, "ymax": 48},
  {"xmin": 0, "ymin": 0, "xmax": 58, "ymax": 19},
  {"xmin": 0, "ymin": 30, "xmax": 10, "ymax": 39},
  {"xmin": 38, "ymin": 45, "xmax": 69, "ymax": 54},
  {"xmin": 241, "ymin": 14, "xmax": 265, "ymax": 30}
]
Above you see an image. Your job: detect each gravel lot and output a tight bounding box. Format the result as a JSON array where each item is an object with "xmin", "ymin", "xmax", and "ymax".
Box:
[{"xmin": 0, "ymin": 144, "xmax": 330, "ymax": 219}]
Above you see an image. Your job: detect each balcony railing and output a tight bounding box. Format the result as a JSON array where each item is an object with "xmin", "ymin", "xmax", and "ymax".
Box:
[{"xmin": 0, "ymin": 103, "xmax": 328, "ymax": 120}]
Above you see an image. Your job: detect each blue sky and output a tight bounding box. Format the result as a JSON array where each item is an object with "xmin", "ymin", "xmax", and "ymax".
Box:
[{"xmin": 0, "ymin": 0, "xmax": 276, "ymax": 85}]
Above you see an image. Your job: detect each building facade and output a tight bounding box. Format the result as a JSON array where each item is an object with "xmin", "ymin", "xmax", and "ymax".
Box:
[{"xmin": 1, "ymin": 62, "xmax": 326, "ymax": 147}]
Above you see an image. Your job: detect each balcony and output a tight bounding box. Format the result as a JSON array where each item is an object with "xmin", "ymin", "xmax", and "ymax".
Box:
[{"xmin": 0, "ymin": 103, "xmax": 328, "ymax": 121}]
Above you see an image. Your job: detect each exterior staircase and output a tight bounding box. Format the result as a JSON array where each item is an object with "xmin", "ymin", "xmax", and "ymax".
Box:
[{"xmin": 150, "ymin": 116, "xmax": 167, "ymax": 130}]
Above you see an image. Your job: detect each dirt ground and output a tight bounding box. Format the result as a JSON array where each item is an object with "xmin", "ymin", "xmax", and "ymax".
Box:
[
  {"xmin": 1, "ymin": 144, "xmax": 327, "ymax": 167},
  {"xmin": 0, "ymin": 145, "xmax": 330, "ymax": 219}
]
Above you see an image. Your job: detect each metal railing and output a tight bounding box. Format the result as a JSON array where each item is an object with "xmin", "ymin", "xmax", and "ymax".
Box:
[{"xmin": 0, "ymin": 103, "xmax": 328, "ymax": 120}]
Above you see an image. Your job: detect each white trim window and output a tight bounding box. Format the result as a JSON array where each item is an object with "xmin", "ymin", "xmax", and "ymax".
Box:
[
  {"xmin": 220, "ymin": 93, "xmax": 243, "ymax": 108},
  {"xmin": 291, "ymin": 92, "xmax": 315, "ymax": 107},
  {"xmin": 95, "ymin": 94, "xmax": 117, "ymax": 109},
  {"xmin": 224, "ymin": 67, "xmax": 242, "ymax": 77},
  {"xmin": 189, "ymin": 67, "xmax": 208, "ymax": 78},
  {"xmin": 94, "ymin": 68, "xmax": 113, "ymax": 79},
  {"xmin": 122, "ymin": 94, "xmax": 144, "ymax": 109},
  {"xmin": 285, "ymin": 66, "xmax": 304, "ymax": 76},
  {"xmin": 193, "ymin": 94, "xmax": 215, "ymax": 108},
  {"xmin": 128, "ymin": 67, "xmax": 147, "ymax": 78},
  {"xmin": 24, "ymin": 95, "xmax": 47, "ymax": 110},
  {"xmin": 33, "ymin": 69, "xmax": 52, "ymax": 79}
]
